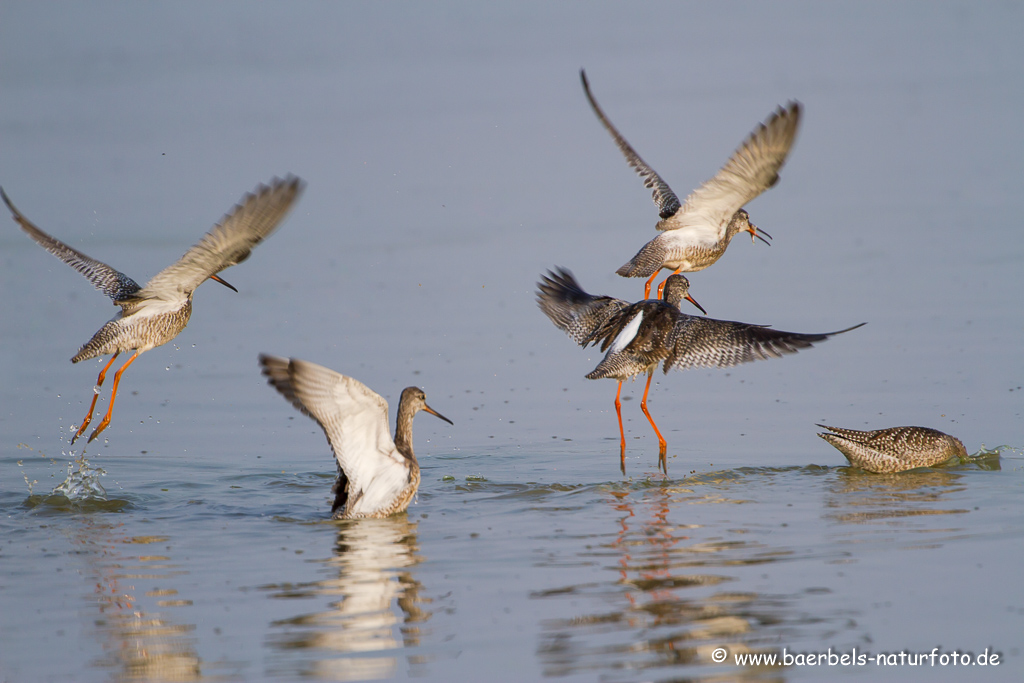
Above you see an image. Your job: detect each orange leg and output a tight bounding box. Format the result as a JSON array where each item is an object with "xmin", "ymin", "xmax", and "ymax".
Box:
[
  {"xmin": 655, "ymin": 268, "xmax": 683, "ymax": 300},
  {"xmin": 639, "ymin": 372, "xmax": 668, "ymax": 472},
  {"xmin": 71, "ymin": 353, "xmax": 119, "ymax": 444},
  {"xmin": 643, "ymin": 272, "xmax": 660, "ymax": 300},
  {"xmin": 614, "ymin": 380, "xmax": 626, "ymax": 474},
  {"xmin": 87, "ymin": 351, "xmax": 140, "ymax": 443}
]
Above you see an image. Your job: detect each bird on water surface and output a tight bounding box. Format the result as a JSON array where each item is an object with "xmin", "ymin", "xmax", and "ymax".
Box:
[
  {"xmin": 817, "ymin": 425, "xmax": 968, "ymax": 473},
  {"xmin": 580, "ymin": 70, "xmax": 801, "ymax": 300},
  {"xmin": 2, "ymin": 175, "xmax": 304, "ymax": 443},
  {"xmin": 259, "ymin": 355, "xmax": 453, "ymax": 519},
  {"xmin": 538, "ymin": 267, "xmax": 864, "ymax": 473}
]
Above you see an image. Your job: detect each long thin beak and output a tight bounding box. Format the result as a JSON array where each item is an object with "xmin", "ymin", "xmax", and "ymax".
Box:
[
  {"xmin": 423, "ymin": 404, "xmax": 454, "ymax": 425},
  {"xmin": 209, "ymin": 274, "xmax": 238, "ymax": 292},
  {"xmin": 748, "ymin": 223, "xmax": 772, "ymax": 246},
  {"xmin": 685, "ymin": 294, "xmax": 707, "ymax": 316}
]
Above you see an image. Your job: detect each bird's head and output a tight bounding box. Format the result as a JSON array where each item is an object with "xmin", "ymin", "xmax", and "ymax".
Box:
[
  {"xmin": 732, "ymin": 209, "xmax": 772, "ymax": 246},
  {"xmin": 401, "ymin": 387, "xmax": 454, "ymax": 426},
  {"xmin": 662, "ymin": 275, "xmax": 706, "ymax": 315}
]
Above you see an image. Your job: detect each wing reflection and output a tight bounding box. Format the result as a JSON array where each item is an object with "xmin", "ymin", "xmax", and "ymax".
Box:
[{"xmin": 266, "ymin": 516, "xmax": 429, "ymax": 681}]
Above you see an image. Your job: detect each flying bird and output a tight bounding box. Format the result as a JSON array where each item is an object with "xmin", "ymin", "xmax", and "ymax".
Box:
[
  {"xmin": 581, "ymin": 70, "xmax": 801, "ymax": 300},
  {"xmin": 3, "ymin": 175, "xmax": 304, "ymax": 443}
]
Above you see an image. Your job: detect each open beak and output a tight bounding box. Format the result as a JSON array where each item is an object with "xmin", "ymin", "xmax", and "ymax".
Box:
[
  {"xmin": 748, "ymin": 223, "xmax": 772, "ymax": 246},
  {"xmin": 209, "ymin": 274, "xmax": 238, "ymax": 292},
  {"xmin": 424, "ymin": 404, "xmax": 454, "ymax": 425},
  {"xmin": 685, "ymin": 294, "xmax": 707, "ymax": 316}
]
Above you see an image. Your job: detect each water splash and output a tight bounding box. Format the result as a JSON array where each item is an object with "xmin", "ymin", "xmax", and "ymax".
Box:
[
  {"xmin": 52, "ymin": 456, "xmax": 108, "ymax": 500},
  {"xmin": 17, "ymin": 460, "xmax": 38, "ymax": 495},
  {"xmin": 976, "ymin": 444, "xmax": 1019, "ymax": 457}
]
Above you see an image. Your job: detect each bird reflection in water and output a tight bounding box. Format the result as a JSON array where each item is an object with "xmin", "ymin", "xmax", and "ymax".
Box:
[
  {"xmin": 824, "ymin": 450, "xmax": 1001, "ymax": 528},
  {"xmin": 265, "ymin": 515, "xmax": 430, "ymax": 681},
  {"xmin": 537, "ymin": 481, "xmax": 765, "ymax": 677},
  {"xmin": 67, "ymin": 520, "xmax": 205, "ymax": 682}
]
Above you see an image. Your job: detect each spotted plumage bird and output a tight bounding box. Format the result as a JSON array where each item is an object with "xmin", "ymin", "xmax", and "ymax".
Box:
[
  {"xmin": 3, "ymin": 175, "xmax": 304, "ymax": 443},
  {"xmin": 537, "ymin": 267, "xmax": 863, "ymax": 472},
  {"xmin": 259, "ymin": 355, "xmax": 453, "ymax": 519},
  {"xmin": 817, "ymin": 424, "xmax": 968, "ymax": 473},
  {"xmin": 581, "ymin": 70, "xmax": 801, "ymax": 300}
]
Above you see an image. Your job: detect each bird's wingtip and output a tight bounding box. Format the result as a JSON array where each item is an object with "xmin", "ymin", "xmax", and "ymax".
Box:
[
  {"xmin": 0, "ymin": 186, "xmax": 16, "ymax": 213},
  {"xmin": 269, "ymin": 173, "xmax": 306, "ymax": 193},
  {"xmin": 580, "ymin": 69, "xmax": 596, "ymax": 98},
  {"xmin": 830, "ymin": 322, "xmax": 867, "ymax": 336},
  {"xmin": 257, "ymin": 353, "xmax": 289, "ymax": 372}
]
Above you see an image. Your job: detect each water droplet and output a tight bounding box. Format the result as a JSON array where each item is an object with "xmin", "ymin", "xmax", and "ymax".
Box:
[
  {"xmin": 165, "ymin": 366, "xmax": 171, "ymax": 371},
  {"xmin": 93, "ymin": 385, "xmax": 101, "ymax": 395}
]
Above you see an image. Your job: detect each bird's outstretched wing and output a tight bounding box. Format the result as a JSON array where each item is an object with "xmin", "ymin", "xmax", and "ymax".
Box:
[
  {"xmin": 580, "ymin": 70, "xmax": 681, "ymax": 220},
  {"xmin": 664, "ymin": 102, "xmax": 801, "ymax": 237},
  {"xmin": 665, "ymin": 318, "xmax": 862, "ymax": 372},
  {"xmin": 537, "ymin": 267, "xmax": 631, "ymax": 348},
  {"xmin": 139, "ymin": 175, "xmax": 304, "ymax": 301},
  {"xmin": 2, "ymin": 187, "xmax": 142, "ymax": 301},
  {"xmin": 259, "ymin": 355, "xmax": 409, "ymax": 515}
]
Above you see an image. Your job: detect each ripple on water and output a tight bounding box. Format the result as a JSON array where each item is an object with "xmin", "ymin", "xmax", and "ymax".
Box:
[{"xmin": 21, "ymin": 494, "xmax": 133, "ymax": 514}]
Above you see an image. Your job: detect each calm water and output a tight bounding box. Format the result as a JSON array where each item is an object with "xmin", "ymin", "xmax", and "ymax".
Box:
[{"xmin": 2, "ymin": 2, "xmax": 1023, "ymax": 681}]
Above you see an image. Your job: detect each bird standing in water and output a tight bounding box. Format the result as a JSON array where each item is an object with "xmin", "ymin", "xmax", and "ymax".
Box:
[
  {"xmin": 817, "ymin": 424, "xmax": 968, "ymax": 473},
  {"xmin": 538, "ymin": 268, "xmax": 863, "ymax": 473},
  {"xmin": 259, "ymin": 355, "xmax": 453, "ymax": 519},
  {"xmin": 580, "ymin": 70, "xmax": 801, "ymax": 300},
  {"xmin": 3, "ymin": 175, "xmax": 304, "ymax": 443}
]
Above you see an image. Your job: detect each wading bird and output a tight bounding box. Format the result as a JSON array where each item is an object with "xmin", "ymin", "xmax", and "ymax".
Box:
[
  {"xmin": 817, "ymin": 424, "xmax": 968, "ymax": 473},
  {"xmin": 259, "ymin": 355, "xmax": 453, "ymax": 519},
  {"xmin": 538, "ymin": 267, "xmax": 863, "ymax": 473}
]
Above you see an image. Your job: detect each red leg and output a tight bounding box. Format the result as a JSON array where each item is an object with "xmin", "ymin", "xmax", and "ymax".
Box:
[
  {"xmin": 639, "ymin": 372, "xmax": 668, "ymax": 472},
  {"xmin": 87, "ymin": 351, "xmax": 139, "ymax": 443},
  {"xmin": 71, "ymin": 353, "xmax": 119, "ymax": 444},
  {"xmin": 655, "ymin": 268, "xmax": 683, "ymax": 300},
  {"xmin": 615, "ymin": 380, "xmax": 626, "ymax": 474}
]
